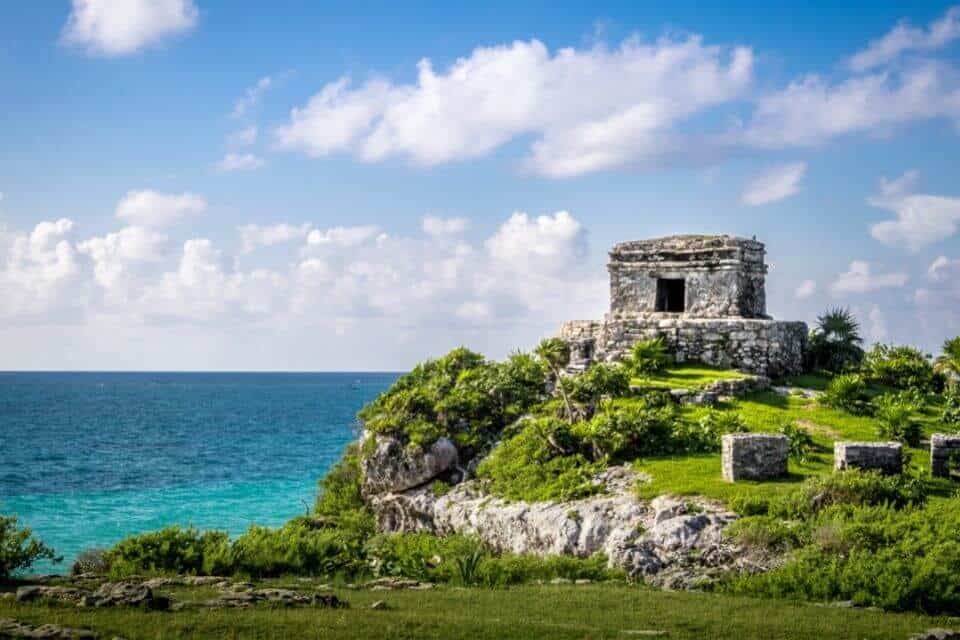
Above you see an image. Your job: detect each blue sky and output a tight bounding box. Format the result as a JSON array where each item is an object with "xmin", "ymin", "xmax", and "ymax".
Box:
[{"xmin": 1, "ymin": 0, "xmax": 959, "ymax": 370}]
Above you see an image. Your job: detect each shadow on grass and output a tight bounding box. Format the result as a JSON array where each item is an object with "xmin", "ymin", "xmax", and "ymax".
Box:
[{"xmin": 742, "ymin": 390, "xmax": 790, "ymax": 409}]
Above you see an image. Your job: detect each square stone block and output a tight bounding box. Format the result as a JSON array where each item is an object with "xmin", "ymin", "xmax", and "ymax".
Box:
[
  {"xmin": 930, "ymin": 433, "xmax": 960, "ymax": 478},
  {"xmin": 834, "ymin": 442, "xmax": 902, "ymax": 475},
  {"xmin": 722, "ymin": 433, "xmax": 789, "ymax": 482}
]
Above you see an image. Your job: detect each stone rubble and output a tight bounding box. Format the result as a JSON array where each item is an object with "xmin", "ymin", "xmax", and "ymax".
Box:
[{"xmin": 0, "ymin": 618, "xmax": 97, "ymax": 640}]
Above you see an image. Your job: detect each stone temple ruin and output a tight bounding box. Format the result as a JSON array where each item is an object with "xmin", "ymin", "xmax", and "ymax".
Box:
[{"xmin": 559, "ymin": 235, "xmax": 808, "ymax": 377}]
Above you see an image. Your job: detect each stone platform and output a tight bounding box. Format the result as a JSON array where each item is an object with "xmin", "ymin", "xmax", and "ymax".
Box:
[{"xmin": 560, "ymin": 315, "xmax": 807, "ymax": 377}]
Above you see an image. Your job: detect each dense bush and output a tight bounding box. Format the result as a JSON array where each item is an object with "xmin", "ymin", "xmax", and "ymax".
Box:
[
  {"xmin": 943, "ymin": 386, "xmax": 960, "ymax": 427},
  {"xmin": 862, "ymin": 344, "xmax": 938, "ymax": 392},
  {"xmin": 626, "ymin": 337, "xmax": 671, "ymax": 377},
  {"xmin": 358, "ymin": 348, "xmax": 546, "ymax": 450},
  {"xmin": 105, "ymin": 526, "xmax": 231, "ymax": 578},
  {"xmin": 770, "ymin": 470, "xmax": 926, "ymax": 520},
  {"xmin": 0, "ymin": 513, "xmax": 59, "ymax": 579},
  {"xmin": 315, "ymin": 442, "xmax": 367, "ymax": 519},
  {"xmin": 71, "ymin": 548, "xmax": 109, "ymax": 576},
  {"xmin": 726, "ymin": 515, "xmax": 801, "ymax": 551},
  {"xmin": 475, "ymin": 417, "xmax": 602, "ymax": 502},
  {"xmin": 230, "ymin": 521, "xmax": 369, "ymax": 578},
  {"xmin": 560, "ymin": 362, "xmax": 630, "ymax": 420},
  {"xmin": 819, "ymin": 374, "xmax": 870, "ymax": 415},
  {"xmin": 572, "ymin": 401, "xmax": 676, "ymax": 461},
  {"xmin": 872, "ymin": 392, "xmax": 922, "ymax": 447},
  {"xmin": 725, "ymin": 500, "xmax": 960, "ymax": 613}
]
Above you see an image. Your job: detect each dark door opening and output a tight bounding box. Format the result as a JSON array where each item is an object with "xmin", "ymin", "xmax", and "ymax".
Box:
[{"xmin": 655, "ymin": 278, "xmax": 685, "ymax": 312}]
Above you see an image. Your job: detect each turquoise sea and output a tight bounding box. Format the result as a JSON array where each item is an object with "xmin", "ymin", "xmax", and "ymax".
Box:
[{"xmin": 0, "ymin": 371, "xmax": 398, "ymax": 573}]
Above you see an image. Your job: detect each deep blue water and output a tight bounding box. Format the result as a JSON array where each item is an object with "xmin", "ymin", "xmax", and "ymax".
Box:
[{"xmin": 0, "ymin": 371, "xmax": 397, "ymax": 573}]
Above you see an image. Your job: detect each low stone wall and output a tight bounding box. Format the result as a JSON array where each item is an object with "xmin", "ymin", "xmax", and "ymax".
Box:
[
  {"xmin": 559, "ymin": 316, "xmax": 807, "ymax": 377},
  {"xmin": 931, "ymin": 434, "xmax": 960, "ymax": 478},
  {"xmin": 721, "ymin": 433, "xmax": 788, "ymax": 481},
  {"xmin": 834, "ymin": 442, "xmax": 902, "ymax": 475}
]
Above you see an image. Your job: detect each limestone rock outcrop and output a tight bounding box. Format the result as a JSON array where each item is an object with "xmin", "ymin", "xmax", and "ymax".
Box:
[
  {"xmin": 360, "ymin": 434, "xmax": 458, "ymax": 495},
  {"xmin": 368, "ymin": 466, "xmax": 755, "ymax": 586}
]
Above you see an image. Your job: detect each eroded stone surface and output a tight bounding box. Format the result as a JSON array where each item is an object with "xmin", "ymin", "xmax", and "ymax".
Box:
[
  {"xmin": 368, "ymin": 466, "xmax": 755, "ymax": 587},
  {"xmin": 0, "ymin": 618, "xmax": 97, "ymax": 639},
  {"xmin": 834, "ymin": 442, "xmax": 902, "ymax": 475},
  {"xmin": 170, "ymin": 589, "xmax": 344, "ymax": 610},
  {"xmin": 361, "ymin": 434, "xmax": 458, "ymax": 496},
  {"xmin": 722, "ymin": 433, "xmax": 788, "ymax": 482}
]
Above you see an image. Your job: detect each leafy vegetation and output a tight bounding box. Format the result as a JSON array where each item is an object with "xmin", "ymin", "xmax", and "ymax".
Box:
[
  {"xmin": 862, "ymin": 343, "xmax": 941, "ymax": 393},
  {"xmin": 943, "ymin": 385, "xmax": 960, "ymax": 427},
  {"xmin": 934, "ymin": 336, "xmax": 960, "ymax": 384},
  {"xmin": 819, "ymin": 373, "xmax": 871, "ymax": 415},
  {"xmin": 0, "ymin": 513, "xmax": 59, "ymax": 579},
  {"xmin": 625, "ymin": 337, "xmax": 671, "ymax": 377},
  {"xmin": 872, "ymin": 392, "xmax": 923, "ymax": 447}
]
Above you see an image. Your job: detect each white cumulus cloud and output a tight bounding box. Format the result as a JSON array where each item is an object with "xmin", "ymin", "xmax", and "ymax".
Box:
[
  {"xmin": 830, "ymin": 260, "xmax": 908, "ymax": 296},
  {"xmin": 868, "ymin": 172, "xmax": 960, "ymax": 251},
  {"xmin": 0, "ymin": 219, "xmax": 80, "ymax": 319},
  {"xmin": 486, "ymin": 210, "xmax": 586, "ymax": 272},
  {"xmin": 62, "ymin": 0, "xmax": 198, "ymax": 56},
  {"xmin": 115, "ymin": 190, "xmax": 206, "ymax": 228},
  {"xmin": 238, "ymin": 223, "xmax": 310, "ymax": 254},
  {"xmin": 77, "ymin": 226, "xmax": 166, "ymax": 290},
  {"xmin": 276, "ymin": 37, "xmax": 753, "ymax": 177},
  {"xmin": 216, "ymin": 153, "xmax": 265, "ymax": 173},
  {"xmin": 741, "ymin": 162, "xmax": 807, "ymax": 206},
  {"xmin": 422, "ymin": 216, "xmax": 469, "ymax": 237},
  {"xmin": 306, "ymin": 226, "xmax": 380, "ymax": 248},
  {"xmin": 849, "ymin": 6, "xmax": 960, "ymax": 72}
]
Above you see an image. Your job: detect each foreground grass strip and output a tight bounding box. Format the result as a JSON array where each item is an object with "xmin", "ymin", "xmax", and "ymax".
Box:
[{"xmin": 0, "ymin": 584, "xmax": 953, "ymax": 639}]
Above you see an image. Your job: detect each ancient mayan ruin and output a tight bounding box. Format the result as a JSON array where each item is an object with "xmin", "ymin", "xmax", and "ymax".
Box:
[{"xmin": 559, "ymin": 234, "xmax": 808, "ymax": 376}]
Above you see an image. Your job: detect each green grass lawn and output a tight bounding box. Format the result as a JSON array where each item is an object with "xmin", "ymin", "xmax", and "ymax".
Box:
[
  {"xmin": 634, "ymin": 384, "xmax": 955, "ymax": 503},
  {"xmin": 1, "ymin": 582, "xmax": 954, "ymax": 639},
  {"xmin": 631, "ymin": 363, "xmax": 748, "ymax": 390}
]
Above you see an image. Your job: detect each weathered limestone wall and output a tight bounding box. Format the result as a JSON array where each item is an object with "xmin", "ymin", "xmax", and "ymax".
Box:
[
  {"xmin": 609, "ymin": 235, "xmax": 766, "ymax": 318},
  {"xmin": 834, "ymin": 442, "xmax": 903, "ymax": 474},
  {"xmin": 559, "ymin": 317, "xmax": 807, "ymax": 377},
  {"xmin": 721, "ymin": 433, "xmax": 788, "ymax": 481}
]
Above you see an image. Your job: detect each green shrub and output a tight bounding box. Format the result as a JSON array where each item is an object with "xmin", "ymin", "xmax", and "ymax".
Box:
[
  {"xmin": 673, "ymin": 409, "xmax": 747, "ymax": 453},
  {"xmin": 315, "ymin": 442, "xmax": 366, "ymax": 518},
  {"xmin": 771, "ymin": 470, "xmax": 926, "ymax": 519},
  {"xmin": 358, "ymin": 347, "xmax": 546, "ymax": 451},
  {"xmin": 728, "ymin": 494, "xmax": 771, "ymax": 517},
  {"xmin": 862, "ymin": 344, "xmax": 937, "ymax": 392},
  {"xmin": 230, "ymin": 521, "xmax": 367, "ymax": 578},
  {"xmin": 626, "ymin": 337, "xmax": 671, "ymax": 376},
  {"xmin": 561, "ymin": 363, "xmax": 630, "ymax": 420},
  {"xmin": 571, "ymin": 401, "xmax": 677, "ymax": 461},
  {"xmin": 0, "ymin": 513, "xmax": 59, "ymax": 579},
  {"xmin": 819, "ymin": 374, "xmax": 870, "ymax": 415},
  {"xmin": 872, "ymin": 393, "xmax": 922, "ymax": 447},
  {"xmin": 780, "ymin": 422, "xmax": 815, "ymax": 462},
  {"xmin": 943, "ymin": 386, "xmax": 960, "ymax": 427},
  {"xmin": 726, "ymin": 516, "xmax": 801, "ymax": 551},
  {"xmin": 475, "ymin": 417, "xmax": 602, "ymax": 502},
  {"xmin": 725, "ymin": 501, "xmax": 960, "ymax": 613},
  {"xmin": 104, "ymin": 526, "xmax": 231, "ymax": 578}
]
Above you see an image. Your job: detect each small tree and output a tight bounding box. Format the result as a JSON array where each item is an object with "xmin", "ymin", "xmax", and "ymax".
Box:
[
  {"xmin": 807, "ymin": 307, "xmax": 864, "ymax": 372},
  {"xmin": 535, "ymin": 338, "xmax": 574, "ymax": 420},
  {"xmin": 0, "ymin": 513, "xmax": 59, "ymax": 579},
  {"xmin": 935, "ymin": 336, "xmax": 960, "ymax": 387}
]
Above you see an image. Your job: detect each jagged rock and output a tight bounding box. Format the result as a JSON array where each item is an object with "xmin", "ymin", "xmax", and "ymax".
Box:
[
  {"xmin": 910, "ymin": 630, "xmax": 960, "ymax": 640},
  {"xmin": 368, "ymin": 466, "xmax": 747, "ymax": 583},
  {"xmin": 141, "ymin": 575, "xmax": 225, "ymax": 589},
  {"xmin": 361, "ymin": 434, "xmax": 458, "ymax": 495},
  {"xmin": 0, "ymin": 617, "xmax": 97, "ymax": 639},
  {"xmin": 15, "ymin": 586, "xmax": 89, "ymax": 604},
  {"xmin": 83, "ymin": 582, "xmax": 169, "ymax": 610},
  {"xmin": 170, "ymin": 589, "xmax": 344, "ymax": 610}
]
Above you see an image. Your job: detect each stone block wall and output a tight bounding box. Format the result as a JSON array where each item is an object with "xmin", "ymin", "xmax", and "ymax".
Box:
[
  {"xmin": 722, "ymin": 433, "xmax": 789, "ymax": 481},
  {"xmin": 834, "ymin": 442, "xmax": 903, "ymax": 474},
  {"xmin": 931, "ymin": 434, "xmax": 960, "ymax": 477},
  {"xmin": 608, "ymin": 235, "xmax": 767, "ymax": 318},
  {"xmin": 559, "ymin": 316, "xmax": 807, "ymax": 377}
]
